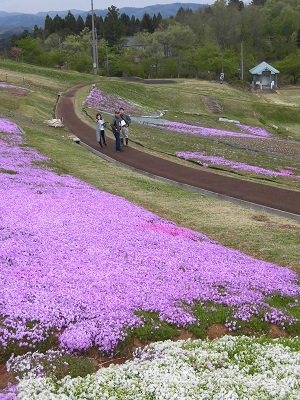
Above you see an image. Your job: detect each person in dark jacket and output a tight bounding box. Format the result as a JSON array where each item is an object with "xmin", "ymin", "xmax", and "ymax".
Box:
[{"xmin": 110, "ymin": 111, "xmax": 122, "ymax": 152}]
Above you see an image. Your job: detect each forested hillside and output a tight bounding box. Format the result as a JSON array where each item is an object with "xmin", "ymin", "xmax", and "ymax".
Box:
[{"xmin": 1, "ymin": 0, "xmax": 300, "ymax": 84}]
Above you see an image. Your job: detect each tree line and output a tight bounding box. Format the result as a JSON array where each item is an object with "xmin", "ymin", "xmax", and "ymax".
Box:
[
  {"xmin": 36, "ymin": 7, "xmax": 163, "ymax": 43},
  {"xmin": 2, "ymin": 0, "xmax": 300, "ymax": 85}
]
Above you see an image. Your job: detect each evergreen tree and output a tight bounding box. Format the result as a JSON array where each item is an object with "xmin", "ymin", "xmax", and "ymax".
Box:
[
  {"xmin": 103, "ymin": 6, "xmax": 125, "ymax": 46},
  {"xmin": 228, "ymin": 0, "xmax": 244, "ymax": 10},
  {"xmin": 44, "ymin": 15, "xmax": 55, "ymax": 35},
  {"xmin": 153, "ymin": 13, "xmax": 162, "ymax": 30},
  {"xmin": 120, "ymin": 13, "xmax": 133, "ymax": 36},
  {"xmin": 95, "ymin": 15, "xmax": 104, "ymax": 37},
  {"xmin": 77, "ymin": 15, "xmax": 85, "ymax": 34},
  {"xmin": 85, "ymin": 13, "xmax": 93, "ymax": 31},
  {"xmin": 33, "ymin": 25, "xmax": 45, "ymax": 39},
  {"xmin": 53, "ymin": 15, "xmax": 65, "ymax": 33},
  {"xmin": 175, "ymin": 7, "xmax": 193, "ymax": 24},
  {"xmin": 64, "ymin": 11, "xmax": 77, "ymax": 34},
  {"xmin": 141, "ymin": 13, "xmax": 154, "ymax": 33},
  {"xmin": 131, "ymin": 16, "xmax": 141, "ymax": 33}
]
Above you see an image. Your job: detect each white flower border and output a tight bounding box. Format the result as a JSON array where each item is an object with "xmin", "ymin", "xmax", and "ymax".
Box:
[{"xmin": 5, "ymin": 335, "xmax": 300, "ymax": 400}]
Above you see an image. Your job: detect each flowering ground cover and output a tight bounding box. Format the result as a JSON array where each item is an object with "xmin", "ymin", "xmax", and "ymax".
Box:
[
  {"xmin": 2, "ymin": 336, "xmax": 300, "ymax": 399},
  {"xmin": 0, "ymin": 84, "xmax": 31, "ymax": 97},
  {"xmin": 82, "ymin": 87, "xmax": 142, "ymax": 116},
  {"xmin": 1, "ymin": 117, "xmax": 300, "ymax": 353},
  {"xmin": 1, "ymin": 117, "xmax": 300, "ymax": 398},
  {"xmin": 175, "ymin": 151, "xmax": 300, "ymax": 179},
  {"xmin": 138, "ymin": 120, "xmax": 273, "ymax": 139},
  {"xmin": 0, "ymin": 84, "xmax": 31, "ymax": 93}
]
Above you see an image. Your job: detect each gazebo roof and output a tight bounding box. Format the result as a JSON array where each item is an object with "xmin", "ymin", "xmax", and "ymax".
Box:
[{"xmin": 249, "ymin": 61, "xmax": 280, "ymax": 75}]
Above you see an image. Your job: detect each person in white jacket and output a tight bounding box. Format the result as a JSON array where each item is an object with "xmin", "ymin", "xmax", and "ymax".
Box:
[{"xmin": 96, "ymin": 113, "xmax": 107, "ymax": 148}]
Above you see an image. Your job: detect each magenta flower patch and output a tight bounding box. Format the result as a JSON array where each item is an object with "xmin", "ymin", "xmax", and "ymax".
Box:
[
  {"xmin": 0, "ymin": 119, "xmax": 299, "ymax": 355},
  {"xmin": 82, "ymin": 88, "xmax": 141, "ymax": 115},
  {"xmin": 139, "ymin": 121, "xmax": 272, "ymax": 138},
  {"xmin": 0, "ymin": 119, "xmax": 23, "ymax": 135},
  {"xmin": 0, "ymin": 84, "xmax": 31, "ymax": 92},
  {"xmin": 176, "ymin": 151, "xmax": 300, "ymax": 179},
  {"xmin": 235, "ymin": 124, "xmax": 271, "ymax": 137}
]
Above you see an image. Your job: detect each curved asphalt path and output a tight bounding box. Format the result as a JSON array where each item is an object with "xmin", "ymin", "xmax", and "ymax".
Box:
[{"xmin": 56, "ymin": 84, "xmax": 300, "ymax": 221}]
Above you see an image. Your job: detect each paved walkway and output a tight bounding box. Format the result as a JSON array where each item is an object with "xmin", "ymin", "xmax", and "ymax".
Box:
[{"xmin": 56, "ymin": 85, "xmax": 300, "ymax": 220}]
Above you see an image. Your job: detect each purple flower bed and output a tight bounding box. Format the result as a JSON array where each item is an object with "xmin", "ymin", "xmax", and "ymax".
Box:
[
  {"xmin": 0, "ymin": 84, "xmax": 31, "ymax": 92},
  {"xmin": 138, "ymin": 120, "xmax": 272, "ymax": 138},
  {"xmin": 82, "ymin": 88, "xmax": 141, "ymax": 115},
  {"xmin": 0, "ymin": 119, "xmax": 299, "ymax": 355},
  {"xmin": 0, "ymin": 119, "xmax": 24, "ymax": 135},
  {"xmin": 235, "ymin": 124, "xmax": 271, "ymax": 137},
  {"xmin": 175, "ymin": 151, "xmax": 300, "ymax": 179}
]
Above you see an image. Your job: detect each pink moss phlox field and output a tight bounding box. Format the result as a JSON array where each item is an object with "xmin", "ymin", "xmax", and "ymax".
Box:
[
  {"xmin": 235, "ymin": 124, "xmax": 271, "ymax": 137},
  {"xmin": 175, "ymin": 151, "xmax": 300, "ymax": 179},
  {"xmin": 82, "ymin": 88, "xmax": 140, "ymax": 115},
  {"xmin": 0, "ymin": 119, "xmax": 299, "ymax": 355},
  {"xmin": 138, "ymin": 120, "xmax": 272, "ymax": 138},
  {"xmin": 0, "ymin": 119, "xmax": 23, "ymax": 135},
  {"xmin": 0, "ymin": 84, "xmax": 31, "ymax": 92}
]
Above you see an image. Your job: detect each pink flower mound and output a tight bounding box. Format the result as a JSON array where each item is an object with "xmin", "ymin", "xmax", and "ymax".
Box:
[{"xmin": 0, "ymin": 122, "xmax": 299, "ymax": 354}]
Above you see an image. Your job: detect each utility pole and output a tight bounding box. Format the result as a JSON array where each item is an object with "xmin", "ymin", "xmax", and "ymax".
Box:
[
  {"xmin": 241, "ymin": 42, "xmax": 244, "ymax": 81},
  {"xmin": 221, "ymin": 38, "xmax": 224, "ymax": 75},
  {"xmin": 220, "ymin": 43, "xmax": 224, "ymax": 84},
  {"xmin": 91, "ymin": 0, "xmax": 98, "ymax": 76},
  {"xmin": 106, "ymin": 47, "xmax": 109, "ymax": 76}
]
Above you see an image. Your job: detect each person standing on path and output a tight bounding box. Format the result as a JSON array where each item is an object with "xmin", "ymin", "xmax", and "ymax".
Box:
[
  {"xmin": 110, "ymin": 110, "xmax": 122, "ymax": 152},
  {"xmin": 96, "ymin": 113, "xmax": 107, "ymax": 148},
  {"xmin": 119, "ymin": 107, "xmax": 131, "ymax": 147}
]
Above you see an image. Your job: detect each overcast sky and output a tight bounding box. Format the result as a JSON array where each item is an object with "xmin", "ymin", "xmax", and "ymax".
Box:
[{"xmin": 1, "ymin": 1, "xmax": 215, "ymax": 14}]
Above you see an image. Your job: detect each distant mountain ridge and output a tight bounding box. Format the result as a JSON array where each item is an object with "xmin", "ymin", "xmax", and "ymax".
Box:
[{"xmin": 0, "ymin": 4, "xmax": 206, "ymax": 38}]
